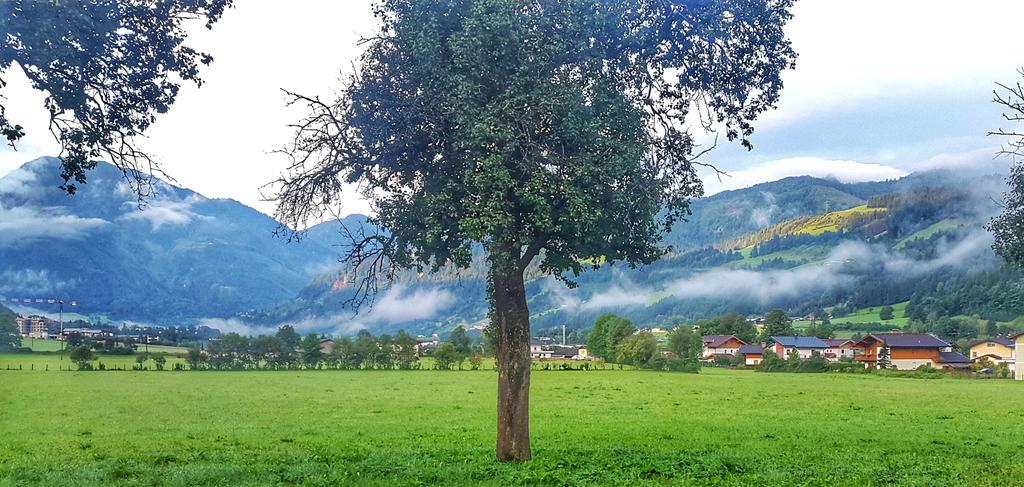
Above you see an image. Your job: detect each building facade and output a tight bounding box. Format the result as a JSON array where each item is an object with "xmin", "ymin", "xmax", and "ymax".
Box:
[
  {"xmin": 15, "ymin": 315, "xmax": 50, "ymax": 338},
  {"xmin": 855, "ymin": 333, "xmax": 970, "ymax": 370}
]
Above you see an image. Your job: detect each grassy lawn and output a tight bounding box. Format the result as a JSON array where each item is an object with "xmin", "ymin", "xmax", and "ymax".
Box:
[
  {"xmin": 0, "ymin": 352, "xmax": 187, "ymax": 371},
  {"xmin": 831, "ymin": 301, "xmax": 910, "ymax": 328},
  {"xmin": 894, "ymin": 218, "xmax": 972, "ymax": 249},
  {"xmin": 21, "ymin": 338, "xmax": 66, "ymax": 352},
  {"xmin": 1, "ymin": 368, "xmax": 1022, "ymax": 485},
  {"xmin": 730, "ymin": 244, "xmax": 830, "ymax": 269}
]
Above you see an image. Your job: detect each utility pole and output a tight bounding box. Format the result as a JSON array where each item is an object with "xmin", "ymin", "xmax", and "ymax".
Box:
[
  {"xmin": 562, "ymin": 324, "xmax": 566, "ymax": 346},
  {"xmin": 59, "ymin": 300, "xmax": 65, "ymax": 361}
]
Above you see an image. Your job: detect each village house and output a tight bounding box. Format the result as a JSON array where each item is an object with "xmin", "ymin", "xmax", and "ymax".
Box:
[
  {"xmin": 770, "ymin": 336, "xmax": 827, "ymax": 359},
  {"xmin": 575, "ymin": 346, "xmax": 589, "ymax": 360},
  {"xmin": 415, "ymin": 340, "xmax": 441, "ymax": 356},
  {"xmin": 60, "ymin": 328, "xmax": 113, "ymax": 340},
  {"xmin": 738, "ymin": 344, "xmax": 763, "ymax": 366},
  {"xmin": 530, "ymin": 338, "xmax": 554, "ymax": 359},
  {"xmin": 823, "ymin": 338, "xmax": 857, "ymax": 361},
  {"xmin": 549, "ymin": 346, "xmax": 579, "ymax": 360},
  {"xmin": 854, "ymin": 333, "xmax": 971, "ymax": 370},
  {"xmin": 701, "ymin": 335, "xmax": 745, "ymax": 360},
  {"xmin": 319, "ymin": 338, "xmax": 336, "ymax": 355},
  {"xmin": 967, "ymin": 337, "xmax": 1015, "ymax": 371}
]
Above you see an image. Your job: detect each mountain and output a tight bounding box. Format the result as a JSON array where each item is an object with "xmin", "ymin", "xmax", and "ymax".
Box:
[
  {"xmin": 2, "ymin": 156, "xmax": 1017, "ymax": 336},
  {"xmin": 257, "ymin": 168, "xmax": 1018, "ymax": 336},
  {"xmin": 0, "ymin": 157, "xmax": 340, "ymax": 324}
]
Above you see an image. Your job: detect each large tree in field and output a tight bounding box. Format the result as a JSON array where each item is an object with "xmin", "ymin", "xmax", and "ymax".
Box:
[
  {"xmin": 990, "ymin": 69, "xmax": 1024, "ymax": 268},
  {"xmin": 0, "ymin": 0, "xmax": 232, "ymax": 196},
  {"xmin": 273, "ymin": 0, "xmax": 796, "ymax": 461}
]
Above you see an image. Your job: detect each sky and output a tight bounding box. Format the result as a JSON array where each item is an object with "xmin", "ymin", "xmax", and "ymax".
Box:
[{"xmin": 1, "ymin": 0, "xmax": 1022, "ymax": 218}]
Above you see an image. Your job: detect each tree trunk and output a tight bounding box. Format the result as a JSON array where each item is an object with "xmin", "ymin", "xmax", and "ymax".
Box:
[{"xmin": 492, "ymin": 268, "xmax": 532, "ymax": 462}]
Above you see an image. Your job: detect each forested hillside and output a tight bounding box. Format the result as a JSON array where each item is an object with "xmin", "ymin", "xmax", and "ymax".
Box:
[{"xmin": 2, "ymin": 156, "xmax": 1016, "ymax": 336}]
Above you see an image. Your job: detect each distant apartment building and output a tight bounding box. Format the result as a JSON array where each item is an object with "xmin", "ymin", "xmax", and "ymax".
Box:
[{"xmin": 15, "ymin": 315, "xmax": 50, "ymax": 338}]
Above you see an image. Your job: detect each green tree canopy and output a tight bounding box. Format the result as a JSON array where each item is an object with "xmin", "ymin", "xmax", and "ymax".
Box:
[
  {"xmin": 0, "ymin": 306, "xmax": 19, "ymax": 352},
  {"xmin": 301, "ymin": 333, "xmax": 324, "ymax": 367},
  {"xmin": 0, "ymin": 0, "xmax": 231, "ymax": 195},
  {"xmin": 694, "ymin": 313, "xmax": 756, "ymax": 343},
  {"xmin": 759, "ymin": 309, "xmax": 794, "ymax": 341},
  {"xmin": 616, "ymin": 332, "xmax": 658, "ymax": 366},
  {"xmin": 69, "ymin": 345, "xmax": 95, "ymax": 370},
  {"xmin": 990, "ymin": 69, "xmax": 1024, "ymax": 267},
  {"xmin": 273, "ymin": 0, "xmax": 795, "ymax": 461},
  {"xmin": 276, "ymin": 325, "xmax": 302, "ymax": 349},
  {"xmin": 449, "ymin": 326, "xmax": 472, "ymax": 356},
  {"xmin": 667, "ymin": 325, "xmax": 701, "ymax": 359}
]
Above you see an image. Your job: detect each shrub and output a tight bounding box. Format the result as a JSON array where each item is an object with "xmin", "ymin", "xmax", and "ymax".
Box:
[{"xmin": 663, "ymin": 357, "xmax": 701, "ymax": 373}]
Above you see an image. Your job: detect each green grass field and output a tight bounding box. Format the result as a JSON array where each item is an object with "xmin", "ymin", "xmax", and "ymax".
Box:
[
  {"xmin": 1, "ymin": 368, "xmax": 1022, "ymax": 485},
  {"xmin": 0, "ymin": 352, "xmax": 187, "ymax": 371}
]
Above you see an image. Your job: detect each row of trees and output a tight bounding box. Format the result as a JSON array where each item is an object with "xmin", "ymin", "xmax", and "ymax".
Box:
[{"xmin": 186, "ymin": 326, "xmax": 480, "ymax": 371}]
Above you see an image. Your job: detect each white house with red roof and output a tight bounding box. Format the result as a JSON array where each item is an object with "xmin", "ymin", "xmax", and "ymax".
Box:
[
  {"xmin": 701, "ymin": 335, "xmax": 745, "ymax": 361},
  {"xmin": 822, "ymin": 338, "xmax": 857, "ymax": 361},
  {"xmin": 770, "ymin": 336, "xmax": 827, "ymax": 359}
]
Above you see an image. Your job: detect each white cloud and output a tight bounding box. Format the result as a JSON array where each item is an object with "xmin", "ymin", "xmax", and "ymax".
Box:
[
  {"xmin": 701, "ymin": 157, "xmax": 908, "ymax": 195},
  {"xmin": 361, "ymin": 285, "xmax": 455, "ymax": 325},
  {"xmin": 119, "ymin": 194, "xmax": 211, "ymax": 231},
  {"xmin": 197, "ymin": 284, "xmax": 455, "ymax": 336},
  {"xmin": 0, "ymin": 164, "xmax": 41, "ymax": 196},
  {"xmin": 0, "ymin": 269, "xmax": 77, "ymax": 295},
  {"xmin": 0, "ymin": 205, "xmax": 109, "ymax": 245},
  {"xmin": 1, "ymin": 1, "xmax": 1020, "ymax": 217},
  {"xmin": 760, "ymin": 0, "xmax": 1024, "ymax": 129},
  {"xmin": 552, "ymin": 229, "xmax": 995, "ymax": 312}
]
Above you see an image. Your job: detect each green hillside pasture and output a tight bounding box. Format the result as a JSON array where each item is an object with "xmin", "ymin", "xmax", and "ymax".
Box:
[
  {"xmin": 1, "ymin": 369, "xmax": 1022, "ymax": 485},
  {"xmin": 730, "ymin": 244, "xmax": 830, "ymax": 269},
  {"xmin": 831, "ymin": 302, "xmax": 910, "ymax": 328},
  {"xmin": 895, "ymin": 218, "xmax": 972, "ymax": 249}
]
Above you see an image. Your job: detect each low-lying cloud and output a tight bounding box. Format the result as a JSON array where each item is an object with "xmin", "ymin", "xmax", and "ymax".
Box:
[
  {"xmin": 0, "ymin": 268, "xmax": 77, "ymax": 296},
  {"xmin": 552, "ymin": 229, "xmax": 995, "ymax": 313},
  {"xmin": 199, "ymin": 285, "xmax": 456, "ymax": 337},
  {"xmin": 701, "ymin": 157, "xmax": 908, "ymax": 196},
  {"xmin": 119, "ymin": 194, "xmax": 211, "ymax": 231},
  {"xmin": 0, "ymin": 205, "xmax": 109, "ymax": 245}
]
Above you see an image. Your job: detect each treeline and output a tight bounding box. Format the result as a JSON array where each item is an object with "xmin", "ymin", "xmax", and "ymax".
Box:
[
  {"xmin": 587, "ymin": 313, "xmax": 699, "ymax": 372},
  {"xmin": 188, "ymin": 327, "xmax": 482, "ymax": 371}
]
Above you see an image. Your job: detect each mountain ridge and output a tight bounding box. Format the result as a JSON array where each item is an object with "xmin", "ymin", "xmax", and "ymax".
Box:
[{"xmin": 0, "ymin": 156, "xmax": 1014, "ymax": 336}]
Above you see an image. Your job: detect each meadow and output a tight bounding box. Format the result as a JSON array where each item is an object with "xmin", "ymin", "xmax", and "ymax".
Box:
[{"xmin": 1, "ymin": 368, "xmax": 1022, "ymax": 486}]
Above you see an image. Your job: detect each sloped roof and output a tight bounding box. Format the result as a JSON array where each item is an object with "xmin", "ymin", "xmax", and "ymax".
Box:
[
  {"xmin": 823, "ymin": 339, "xmax": 854, "ymax": 348},
  {"xmin": 772, "ymin": 336, "xmax": 827, "ymax": 348},
  {"xmin": 867, "ymin": 333, "xmax": 950, "ymax": 348},
  {"xmin": 969, "ymin": 337, "xmax": 1016, "ymax": 348},
  {"xmin": 936, "ymin": 351, "xmax": 971, "ymax": 364},
  {"xmin": 550, "ymin": 347, "xmax": 579, "ymax": 357},
  {"xmin": 738, "ymin": 344, "xmax": 763, "ymax": 355},
  {"xmin": 702, "ymin": 335, "xmax": 743, "ymax": 348}
]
